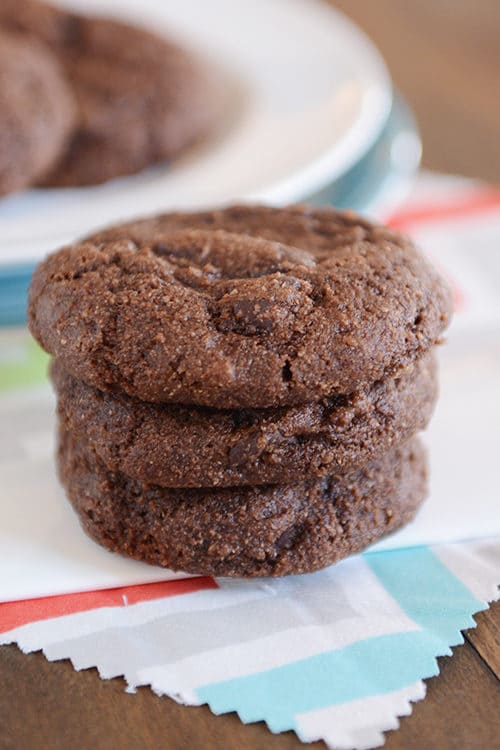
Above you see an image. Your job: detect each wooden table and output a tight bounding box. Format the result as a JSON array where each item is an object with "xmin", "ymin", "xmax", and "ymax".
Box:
[{"xmin": 1, "ymin": 1, "xmax": 499, "ymax": 748}]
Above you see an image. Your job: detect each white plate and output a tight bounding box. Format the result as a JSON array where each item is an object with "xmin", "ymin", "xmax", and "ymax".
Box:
[{"xmin": 0, "ymin": 0, "xmax": 391, "ymax": 265}]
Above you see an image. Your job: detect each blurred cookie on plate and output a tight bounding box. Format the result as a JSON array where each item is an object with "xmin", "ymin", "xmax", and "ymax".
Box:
[
  {"xmin": 0, "ymin": 0, "xmax": 219, "ymax": 187},
  {"xmin": 0, "ymin": 29, "xmax": 75, "ymax": 196}
]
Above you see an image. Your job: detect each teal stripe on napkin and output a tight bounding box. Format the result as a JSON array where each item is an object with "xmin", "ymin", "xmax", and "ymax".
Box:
[
  {"xmin": 365, "ymin": 546, "xmax": 485, "ymax": 641},
  {"xmin": 196, "ymin": 547, "xmax": 486, "ymax": 733}
]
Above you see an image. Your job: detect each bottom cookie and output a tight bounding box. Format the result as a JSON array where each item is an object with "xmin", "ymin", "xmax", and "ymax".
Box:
[{"xmin": 58, "ymin": 430, "xmax": 427, "ymax": 577}]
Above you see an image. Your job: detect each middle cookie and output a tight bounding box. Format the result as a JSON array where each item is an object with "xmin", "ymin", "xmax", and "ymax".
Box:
[{"xmin": 53, "ymin": 353, "xmax": 437, "ymax": 488}]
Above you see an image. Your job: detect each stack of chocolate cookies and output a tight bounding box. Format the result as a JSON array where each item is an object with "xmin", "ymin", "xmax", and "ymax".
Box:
[
  {"xmin": 0, "ymin": 0, "xmax": 217, "ymax": 195},
  {"xmin": 28, "ymin": 205, "xmax": 452, "ymax": 577}
]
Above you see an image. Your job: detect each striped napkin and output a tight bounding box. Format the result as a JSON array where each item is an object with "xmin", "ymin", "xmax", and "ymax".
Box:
[
  {"xmin": 1, "ymin": 172, "xmax": 499, "ymax": 749},
  {"xmin": 1, "ymin": 541, "xmax": 498, "ymax": 749}
]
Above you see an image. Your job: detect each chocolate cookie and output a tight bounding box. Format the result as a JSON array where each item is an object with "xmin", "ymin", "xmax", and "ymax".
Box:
[
  {"xmin": 58, "ymin": 427, "xmax": 427, "ymax": 577},
  {"xmin": 0, "ymin": 0, "xmax": 217, "ymax": 186},
  {"xmin": 53, "ymin": 353, "xmax": 437, "ymax": 487},
  {"xmin": 0, "ymin": 29, "xmax": 75, "ymax": 196},
  {"xmin": 29, "ymin": 205, "xmax": 452, "ymax": 408}
]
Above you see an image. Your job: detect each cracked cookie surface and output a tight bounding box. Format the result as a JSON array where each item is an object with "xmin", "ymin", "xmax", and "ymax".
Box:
[
  {"xmin": 53, "ymin": 353, "xmax": 437, "ymax": 487},
  {"xmin": 58, "ymin": 428, "xmax": 427, "ymax": 577},
  {"xmin": 30, "ymin": 205, "xmax": 452, "ymax": 408}
]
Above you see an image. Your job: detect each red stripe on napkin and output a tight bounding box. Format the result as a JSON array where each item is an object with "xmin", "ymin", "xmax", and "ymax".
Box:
[
  {"xmin": 0, "ymin": 577, "xmax": 217, "ymax": 633},
  {"xmin": 387, "ymin": 188, "xmax": 500, "ymax": 229}
]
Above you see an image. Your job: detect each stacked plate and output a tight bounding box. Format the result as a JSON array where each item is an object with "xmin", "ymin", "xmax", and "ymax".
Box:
[{"xmin": 0, "ymin": 0, "xmax": 421, "ymax": 325}]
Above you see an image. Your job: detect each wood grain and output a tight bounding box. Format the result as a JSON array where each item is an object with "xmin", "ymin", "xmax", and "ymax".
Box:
[
  {"xmin": 1, "ymin": 609, "xmax": 499, "ymax": 750},
  {"xmin": 0, "ymin": 645, "xmax": 325, "ymax": 750},
  {"xmin": 1, "ymin": 1, "xmax": 499, "ymax": 749},
  {"xmin": 333, "ymin": 0, "xmax": 500, "ymax": 182},
  {"xmin": 465, "ymin": 607, "xmax": 500, "ymax": 680},
  {"xmin": 384, "ymin": 621, "xmax": 500, "ymax": 750},
  {"xmin": 1, "ymin": 615, "xmax": 499, "ymax": 750}
]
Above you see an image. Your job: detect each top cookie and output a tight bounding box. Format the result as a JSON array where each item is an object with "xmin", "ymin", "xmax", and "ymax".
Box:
[
  {"xmin": 0, "ymin": 29, "xmax": 75, "ymax": 195},
  {"xmin": 28, "ymin": 205, "xmax": 453, "ymax": 408},
  {"xmin": 0, "ymin": 0, "xmax": 217, "ymax": 186}
]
